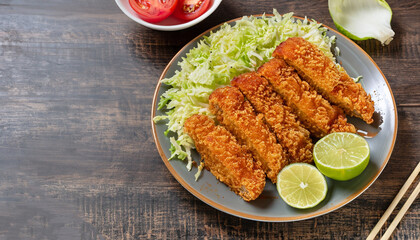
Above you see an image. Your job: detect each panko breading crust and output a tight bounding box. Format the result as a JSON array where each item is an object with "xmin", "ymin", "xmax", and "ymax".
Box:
[
  {"xmin": 273, "ymin": 37, "xmax": 375, "ymax": 124},
  {"xmin": 258, "ymin": 58, "xmax": 356, "ymax": 138},
  {"xmin": 184, "ymin": 114, "xmax": 266, "ymax": 201},
  {"xmin": 231, "ymin": 72, "xmax": 313, "ymax": 164},
  {"xmin": 209, "ymin": 86, "xmax": 286, "ymax": 183}
]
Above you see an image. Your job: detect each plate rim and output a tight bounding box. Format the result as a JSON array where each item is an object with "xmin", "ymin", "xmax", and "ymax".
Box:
[{"xmin": 150, "ymin": 15, "xmax": 398, "ymax": 222}]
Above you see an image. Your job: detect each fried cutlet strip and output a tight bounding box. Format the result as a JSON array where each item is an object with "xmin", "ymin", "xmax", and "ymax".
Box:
[
  {"xmin": 184, "ymin": 114, "xmax": 266, "ymax": 201},
  {"xmin": 231, "ymin": 72, "xmax": 313, "ymax": 164},
  {"xmin": 258, "ymin": 58, "xmax": 356, "ymax": 138},
  {"xmin": 209, "ymin": 86, "xmax": 286, "ymax": 183},
  {"xmin": 273, "ymin": 37, "xmax": 375, "ymax": 124}
]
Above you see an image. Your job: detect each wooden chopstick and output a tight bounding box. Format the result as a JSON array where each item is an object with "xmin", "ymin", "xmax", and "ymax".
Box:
[
  {"xmin": 366, "ymin": 161, "xmax": 420, "ymax": 240},
  {"xmin": 381, "ymin": 180, "xmax": 420, "ymax": 239}
]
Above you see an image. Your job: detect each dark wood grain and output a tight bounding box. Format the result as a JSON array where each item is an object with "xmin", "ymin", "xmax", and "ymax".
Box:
[{"xmin": 0, "ymin": 0, "xmax": 419, "ymax": 239}]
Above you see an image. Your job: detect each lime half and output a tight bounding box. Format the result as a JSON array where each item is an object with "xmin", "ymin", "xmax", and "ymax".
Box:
[
  {"xmin": 314, "ymin": 132, "xmax": 370, "ymax": 181},
  {"xmin": 276, "ymin": 163, "xmax": 327, "ymax": 209}
]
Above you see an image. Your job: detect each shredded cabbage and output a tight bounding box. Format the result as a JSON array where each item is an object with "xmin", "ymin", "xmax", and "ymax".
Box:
[{"xmin": 154, "ymin": 10, "xmax": 337, "ymax": 178}]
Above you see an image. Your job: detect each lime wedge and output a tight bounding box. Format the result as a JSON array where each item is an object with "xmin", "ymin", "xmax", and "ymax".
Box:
[
  {"xmin": 276, "ymin": 163, "xmax": 327, "ymax": 209},
  {"xmin": 328, "ymin": 0, "xmax": 394, "ymax": 45},
  {"xmin": 313, "ymin": 132, "xmax": 370, "ymax": 181}
]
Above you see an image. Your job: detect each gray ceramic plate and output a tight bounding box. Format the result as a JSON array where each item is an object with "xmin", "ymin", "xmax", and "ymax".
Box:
[{"xmin": 151, "ymin": 16, "xmax": 397, "ymax": 222}]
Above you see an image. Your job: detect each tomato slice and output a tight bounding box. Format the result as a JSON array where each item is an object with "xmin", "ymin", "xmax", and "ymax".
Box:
[
  {"xmin": 173, "ymin": 0, "xmax": 210, "ymax": 21},
  {"xmin": 129, "ymin": 0, "xmax": 178, "ymax": 23}
]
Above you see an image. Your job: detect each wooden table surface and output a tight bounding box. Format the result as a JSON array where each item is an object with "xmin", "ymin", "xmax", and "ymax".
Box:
[{"xmin": 0, "ymin": 0, "xmax": 419, "ymax": 239}]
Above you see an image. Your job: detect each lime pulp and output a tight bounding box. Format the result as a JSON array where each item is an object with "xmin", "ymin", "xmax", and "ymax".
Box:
[
  {"xmin": 276, "ymin": 163, "xmax": 328, "ymax": 209},
  {"xmin": 313, "ymin": 132, "xmax": 370, "ymax": 181}
]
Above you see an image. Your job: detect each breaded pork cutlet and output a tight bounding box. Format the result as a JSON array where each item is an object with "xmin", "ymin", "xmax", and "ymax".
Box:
[
  {"xmin": 273, "ymin": 37, "xmax": 375, "ymax": 124},
  {"xmin": 258, "ymin": 58, "xmax": 356, "ymax": 138},
  {"xmin": 184, "ymin": 114, "xmax": 266, "ymax": 201},
  {"xmin": 231, "ymin": 72, "xmax": 313, "ymax": 164},
  {"xmin": 209, "ymin": 86, "xmax": 286, "ymax": 183}
]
